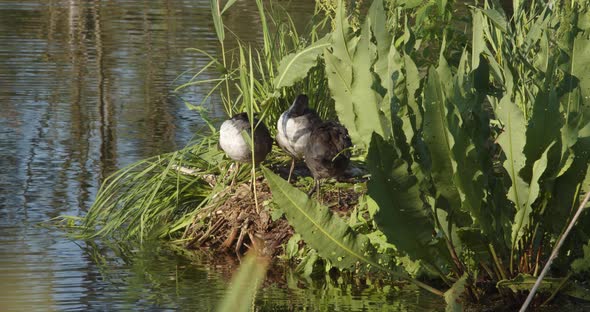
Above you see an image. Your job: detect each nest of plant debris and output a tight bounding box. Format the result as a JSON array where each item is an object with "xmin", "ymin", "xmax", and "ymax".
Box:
[{"xmin": 182, "ymin": 166, "xmax": 364, "ymax": 258}]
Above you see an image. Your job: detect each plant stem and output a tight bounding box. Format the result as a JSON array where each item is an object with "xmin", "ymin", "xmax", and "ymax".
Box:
[
  {"xmin": 489, "ymin": 244, "xmax": 508, "ymax": 280},
  {"xmin": 519, "ymin": 190, "xmax": 590, "ymax": 312}
]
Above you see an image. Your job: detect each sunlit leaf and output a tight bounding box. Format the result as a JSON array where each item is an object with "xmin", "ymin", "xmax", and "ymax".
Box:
[
  {"xmin": 423, "ymin": 66, "xmax": 462, "ymax": 211},
  {"xmin": 262, "ymin": 166, "xmax": 381, "ymax": 269},
  {"xmin": 472, "ymin": 11, "xmax": 485, "ymax": 70},
  {"xmin": 210, "ymin": 0, "xmax": 224, "ymax": 42},
  {"xmin": 221, "ymin": 0, "xmax": 237, "ymax": 14},
  {"xmin": 274, "ymin": 34, "xmax": 331, "ymax": 89},
  {"xmin": 494, "ymin": 95, "xmax": 530, "ymax": 250}
]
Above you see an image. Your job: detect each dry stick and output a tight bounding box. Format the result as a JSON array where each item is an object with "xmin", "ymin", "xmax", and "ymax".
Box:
[{"xmin": 519, "ymin": 190, "xmax": 590, "ymax": 312}]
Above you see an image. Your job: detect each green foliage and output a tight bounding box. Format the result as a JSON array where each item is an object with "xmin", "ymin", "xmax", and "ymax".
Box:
[
  {"xmin": 262, "ymin": 166, "xmax": 445, "ymax": 296},
  {"xmin": 444, "ymin": 273, "xmax": 468, "ymax": 312},
  {"xmin": 275, "ymin": 0, "xmax": 590, "ymax": 307},
  {"xmin": 79, "ymin": 0, "xmax": 590, "ymax": 309},
  {"xmin": 274, "ymin": 34, "xmax": 332, "ymax": 89},
  {"xmin": 80, "ymin": 136, "xmax": 222, "ymax": 242},
  {"xmin": 366, "ymin": 133, "xmax": 444, "ymax": 265},
  {"xmin": 217, "ymin": 252, "xmax": 269, "ymax": 312},
  {"xmin": 572, "ymin": 240, "xmax": 590, "ymax": 274},
  {"xmin": 323, "ymin": 0, "xmax": 391, "ymax": 150},
  {"xmin": 262, "ymin": 166, "xmax": 382, "ymax": 269}
]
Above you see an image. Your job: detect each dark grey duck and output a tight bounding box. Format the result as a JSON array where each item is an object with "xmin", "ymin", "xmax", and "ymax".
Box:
[
  {"xmin": 304, "ymin": 120, "xmax": 352, "ymax": 196},
  {"xmin": 276, "ymin": 94, "xmax": 321, "ymax": 182}
]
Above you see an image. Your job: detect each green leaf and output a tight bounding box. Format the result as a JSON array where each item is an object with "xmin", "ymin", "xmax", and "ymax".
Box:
[
  {"xmin": 497, "ymin": 274, "xmax": 563, "ymax": 293},
  {"xmin": 511, "ymin": 143, "xmax": 552, "ymax": 250},
  {"xmin": 351, "ymin": 17, "xmax": 388, "ymax": 145},
  {"xmin": 324, "ymin": 0, "xmax": 390, "ymax": 150},
  {"xmin": 423, "ymin": 66, "xmax": 462, "ymax": 211},
  {"xmin": 210, "ymin": 0, "xmax": 224, "ymax": 42},
  {"xmin": 371, "ymin": 0, "xmax": 393, "ymax": 85},
  {"xmin": 324, "ymin": 50, "xmax": 356, "ymax": 136},
  {"xmin": 481, "ymin": 8, "xmax": 508, "ymax": 33},
  {"xmin": 445, "ymin": 273, "xmax": 468, "ymax": 312},
  {"xmin": 216, "ymin": 252, "xmax": 269, "ymax": 312},
  {"xmin": 523, "ymin": 90, "xmax": 561, "ymax": 181},
  {"xmin": 367, "ymin": 133, "xmax": 443, "ymax": 264},
  {"xmin": 274, "ymin": 34, "xmax": 331, "ymax": 89},
  {"xmin": 262, "ymin": 166, "xmax": 380, "ymax": 269},
  {"xmin": 332, "ymin": 0, "xmax": 356, "ymax": 64},
  {"xmin": 221, "ymin": 0, "xmax": 237, "ymax": 14},
  {"xmin": 572, "ymin": 240, "xmax": 590, "ymax": 274},
  {"xmin": 447, "ymin": 59, "xmax": 490, "ymax": 234},
  {"xmin": 325, "ymin": 17, "xmax": 387, "ymax": 150},
  {"xmin": 472, "ymin": 11, "xmax": 485, "ymax": 70},
  {"xmin": 494, "ymin": 95, "xmax": 530, "ymax": 248},
  {"xmin": 570, "ymin": 27, "xmax": 590, "ymax": 101}
]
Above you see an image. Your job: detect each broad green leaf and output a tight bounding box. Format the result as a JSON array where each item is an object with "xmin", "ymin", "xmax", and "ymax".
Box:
[
  {"xmin": 371, "ymin": 0, "xmax": 393, "ymax": 85},
  {"xmin": 217, "ymin": 252, "xmax": 268, "ymax": 312},
  {"xmin": 511, "ymin": 143, "xmax": 552, "ymax": 250},
  {"xmin": 266, "ymin": 167, "xmax": 445, "ymax": 296},
  {"xmin": 565, "ymin": 26, "xmax": 590, "ymax": 99},
  {"xmin": 423, "ymin": 67, "xmax": 462, "ymax": 211},
  {"xmin": 262, "ymin": 166, "xmax": 380, "ymax": 269},
  {"xmin": 404, "ymin": 55, "xmax": 422, "ymax": 129},
  {"xmin": 382, "ymin": 44, "xmax": 416, "ymax": 164},
  {"xmin": 274, "ymin": 34, "xmax": 331, "ymax": 89},
  {"xmin": 332, "ymin": 0, "xmax": 356, "ymax": 64},
  {"xmin": 523, "ymin": 90, "xmax": 561, "ymax": 181},
  {"xmin": 447, "ymin": 58, "xmax": 490, "ymax": 233},
  {"xmin": 367, "ymin": 133, "xmax": 443, "ymax": 264},
  {"xmin": 544, "ymin": 139, "xmax": 590, "ymax": 237},
  {"xmin": 497, "ymin": 274, "xmax": 563, "ymax": 293},
  {"xmin": 572, "ymin": 240, "xmax": 590, "ymax": 274},
  {"xmin": 324, "ymin": 50, "xmax": 356, "ymax": 139},
  {"xmin": 513, "ymin": 0, "xmax": 521, "ymax": 21},
  {"xmin": 350, "ymin": 17, "xmax": 388, "ymax": 146},
  {"xmin": 444, "ymin": 273, "xmax": 468, "ymax": 312},
  {"xmin": 472, "ymin": 11, "xmax": 485, "ymax": 70},
  {"xmin": 326, "ymin": 13, "xmax": 387, "ymax": 150},
  {"xmin": 522, "ymin": 10, "xmax": 550, "ymax": 51},
  {"xmin": 481, "ymin": 8, "xmax": 508, "ymax": 33},
  {"xmin": 494, "ymin": 96, "xmax": 530, "ymax": 248}
]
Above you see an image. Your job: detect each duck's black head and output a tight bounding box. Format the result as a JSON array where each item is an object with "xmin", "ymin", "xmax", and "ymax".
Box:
[
  {"xmin": 287, "ymin": 94, "xmax": 309, "ymax": 117},
  {"xmin": 231, "ymin": 112, "xmax": 250, "ymax": 122}
]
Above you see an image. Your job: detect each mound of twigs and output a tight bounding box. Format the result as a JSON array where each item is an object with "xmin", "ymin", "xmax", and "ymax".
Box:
[
  {"xmin": 183, "ymin": 179, "xmax": 293, "ymax": 257},
  {"xmin": 181, "ymin": 170, "xmax": 364, "ymax": 258}
]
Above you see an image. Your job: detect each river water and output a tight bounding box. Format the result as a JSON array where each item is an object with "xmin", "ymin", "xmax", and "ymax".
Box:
[{"xmin": 0, "ymin": 1, "xmax": 442, "ymax": 310}]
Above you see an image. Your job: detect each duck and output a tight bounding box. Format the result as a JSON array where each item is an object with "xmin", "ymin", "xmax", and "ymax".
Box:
[
  {"xmin": 219, "ymin": 112, "xmax": 273, "ymax": 168},
  {"xmin": 276, "ymin": 94, "xmax": 321, "ymax": 182},
  {"xmin": 304, "ymin": 120, "xmax": 352, "ymax": 197}
]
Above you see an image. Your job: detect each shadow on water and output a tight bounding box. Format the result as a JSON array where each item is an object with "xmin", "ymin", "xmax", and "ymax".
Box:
[{"xmin": 0, "ymin": 0, "xmax": 444, "ymax": 310}]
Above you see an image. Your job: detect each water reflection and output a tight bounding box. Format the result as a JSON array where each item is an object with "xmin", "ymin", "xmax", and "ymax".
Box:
[{"xmin": 0, "ymin": 0, "xmax": 442, "ymax": 310}]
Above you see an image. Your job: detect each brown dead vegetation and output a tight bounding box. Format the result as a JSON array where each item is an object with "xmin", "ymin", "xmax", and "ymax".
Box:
[{"xmin": 182, "ymin": 164, "xmax": 364, "ymax": 259}]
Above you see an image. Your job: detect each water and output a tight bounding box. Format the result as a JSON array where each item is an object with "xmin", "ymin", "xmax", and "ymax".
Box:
[{"xmin": 0, "ymin": 1, "xmax": 442, "ymax": 310}]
